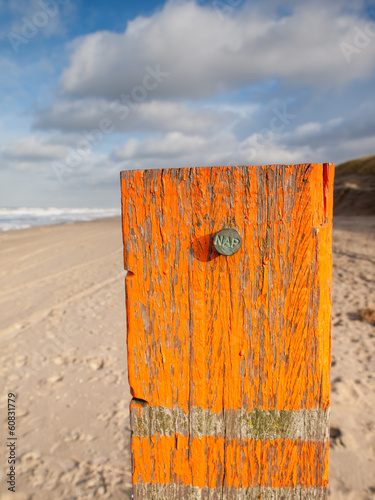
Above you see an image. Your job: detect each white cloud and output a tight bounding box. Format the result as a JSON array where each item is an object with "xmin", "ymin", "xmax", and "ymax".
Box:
[
  {"xmin": 237, "ymin": 111, "xmax": 375, "ymax": 165},
  {"xmin": 113, "ymin": 132, "xmax": 209, "ymax": 160},
  {"xmin": 33, "ymin": 98, "xmax": 239, "ymax": 135},
  {"xmin": 59, "ymin": 1, "xmax": 375, "ymax": 100},
  {"xmin": 112, "ymin": 131, "xmax": 241, "ymax": 169},
  {"xmin": 1, "ymin": 136, "xmax": 67, "ymax": 163},
  {"xmin": 239, "ymin": 142, "xmax": 311, "ymax": 166},
  {"xmin": 0, "ymin": 133, "xmax": 103, "ymax": 177},
  {"xmin": 111, "ymin": 128, "xmax": 311, "ymax": 171},
  {"xmin": 109, "ymin": 108, "xmax": 375, "ymax": 173},
  {"xmin": 283, "ymin": 106, "xmax": 375, "ymax": 148},
  {"xmin": 292, "ymin": 118, "xmax": 344, "ymax": 140}
]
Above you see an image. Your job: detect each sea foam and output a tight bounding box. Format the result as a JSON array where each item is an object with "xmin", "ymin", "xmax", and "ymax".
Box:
[{"xmin": 0, "ymin": 207, "xmax": 121, "ymax": 231}]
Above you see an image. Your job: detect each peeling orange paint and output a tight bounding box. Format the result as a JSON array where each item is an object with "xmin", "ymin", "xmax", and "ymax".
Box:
[
  {"xmin": 132, "ymin": 435, "xmax": 329, "ymax": 488},
  {"xmin": 121, "ymin": 164, "xmax": 334, "ymax": 493}
]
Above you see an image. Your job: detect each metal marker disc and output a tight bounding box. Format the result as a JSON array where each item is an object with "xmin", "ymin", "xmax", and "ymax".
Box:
[{"xmin": 213, "ymin": 228, "xmax": 242, "ymax": 256}]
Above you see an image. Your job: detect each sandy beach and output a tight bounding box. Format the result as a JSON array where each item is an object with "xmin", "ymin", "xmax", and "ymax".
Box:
[{"xmin": 0, "ymin": 215, "xmax": 374, "ymax": 499}]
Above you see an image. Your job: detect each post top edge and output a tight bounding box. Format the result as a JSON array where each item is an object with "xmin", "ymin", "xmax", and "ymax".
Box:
[{"xmin": 120, "ymin": 163, "xmax": 334, "ymax": 178}]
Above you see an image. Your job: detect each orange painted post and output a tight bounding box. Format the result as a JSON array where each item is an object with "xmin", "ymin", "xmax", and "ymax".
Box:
[{"xmin": 120, "ymin": 164, "xmax": 334, "ymax": 499}]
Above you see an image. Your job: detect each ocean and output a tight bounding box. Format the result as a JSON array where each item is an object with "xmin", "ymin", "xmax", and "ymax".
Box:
[{"xmin": 0, "ymin": 207, "xmax": 121, "ymax": 231}]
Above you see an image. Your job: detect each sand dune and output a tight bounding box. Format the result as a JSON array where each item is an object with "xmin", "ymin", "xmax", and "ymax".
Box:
[
  {"xmin": 334, "ymin": 155, "xmax": 375, "ymax": 216},
  {"xmin": 0, "ymin": 214, "xmax": 374, "ymax": 499},
  {"xmin": 335, "ymin": 155, "xmax": 375, "ymax": 176}
]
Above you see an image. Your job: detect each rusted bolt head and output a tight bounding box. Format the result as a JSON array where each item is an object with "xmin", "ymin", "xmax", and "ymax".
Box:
[{"xmin": 213, "ymin": 228, "xmax": 242, "ymax": 256}]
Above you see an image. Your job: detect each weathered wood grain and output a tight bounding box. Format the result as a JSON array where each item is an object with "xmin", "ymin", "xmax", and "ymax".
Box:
[
  {"xmin": 120, "ymin": 164, "xmax": 334, "ymax": 498},
  {"xmin": 133, "ymin": 484, "xmax": 328, "ymax": 499},
  {"xmin": 130, "ymin": 405, "xmax": 330, "ymax": 441}
]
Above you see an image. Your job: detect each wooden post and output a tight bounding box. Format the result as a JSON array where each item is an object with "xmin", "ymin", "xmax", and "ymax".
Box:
[{"xmin": 120, "ymin": 164, "xmax": 334, "ymax": 499}]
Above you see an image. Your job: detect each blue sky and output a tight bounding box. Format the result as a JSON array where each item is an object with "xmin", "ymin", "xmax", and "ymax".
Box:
[{"xmin": 0, "ymin": 0, "xmax": 374, "ymax": 208}]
